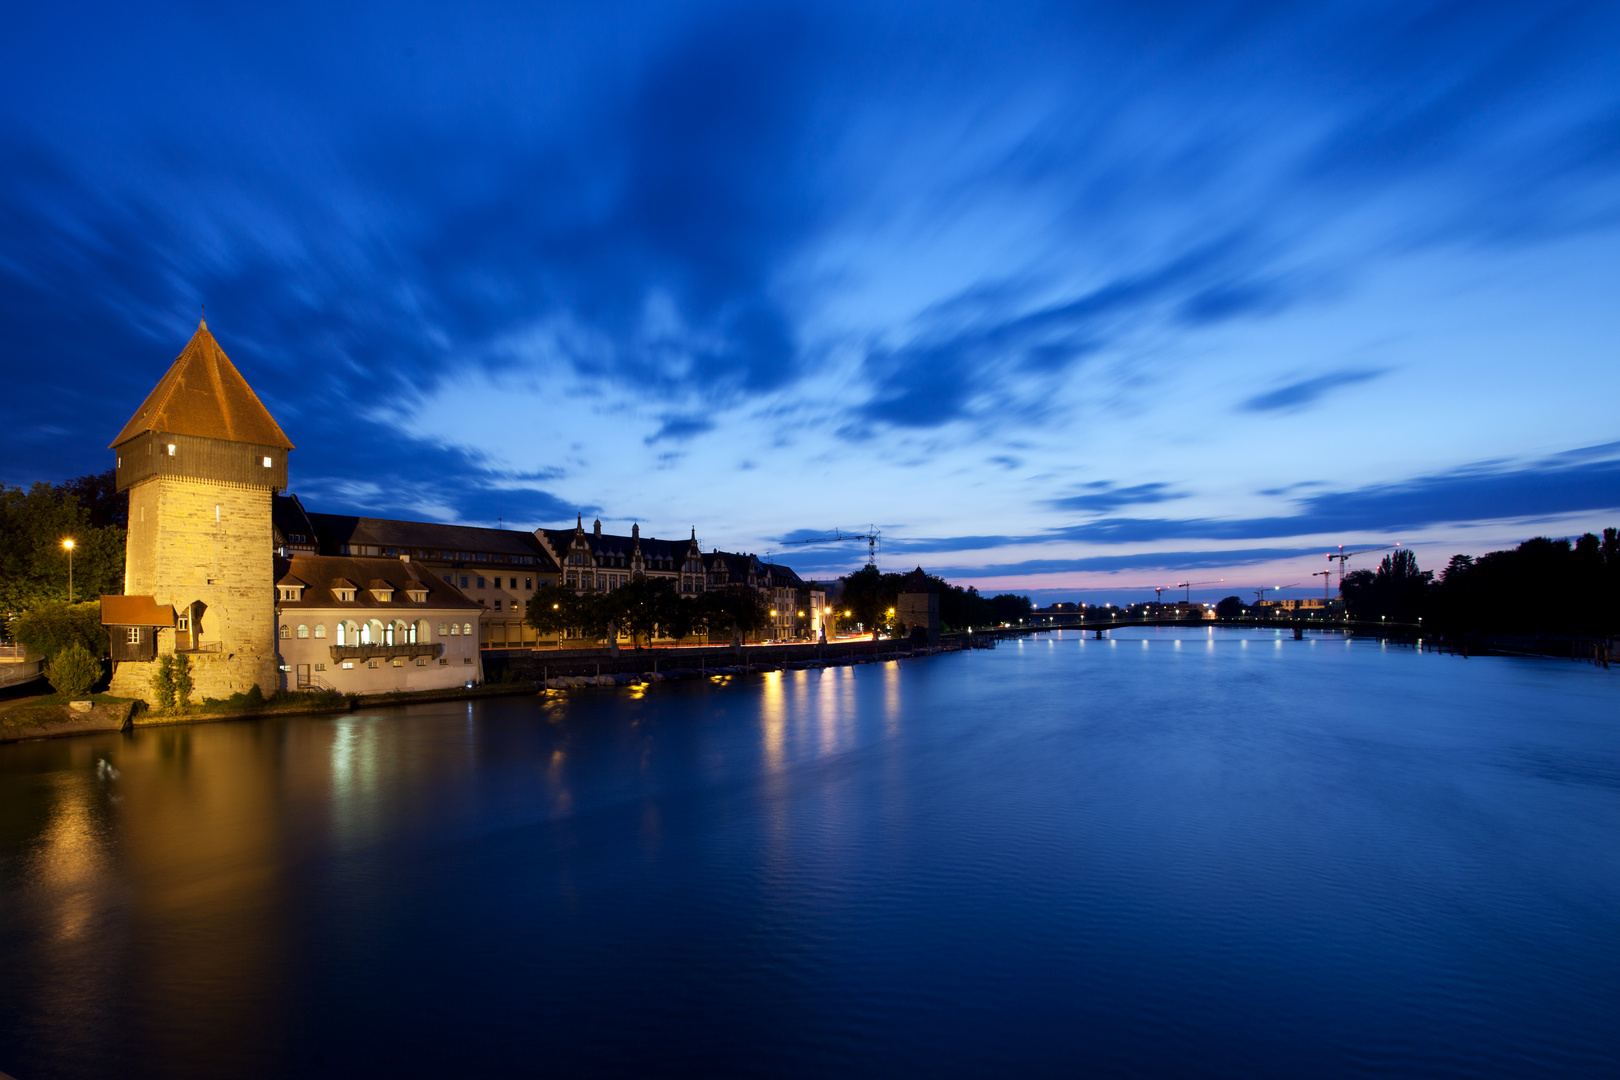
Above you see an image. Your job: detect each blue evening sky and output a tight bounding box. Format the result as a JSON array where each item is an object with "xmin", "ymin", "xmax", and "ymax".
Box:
[{"xmin": 4, "ymin": 1, "xmax": 1618, "ymax": 603}]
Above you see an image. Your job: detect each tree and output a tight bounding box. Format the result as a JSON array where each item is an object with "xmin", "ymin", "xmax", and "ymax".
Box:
[
  {"xmin": 0, "ymin": 471, "xmax": 126, "ymax": 623},
  {"xmin": 987, "ymin": 593, "xmax": 1032, "ymax": 624},
  {"xmin": 694, "ymin": 588, "xmax": 769, "ymax": 647},
  {"xmin": 11, "ymin": 601, "xmax": 108, "ymax": 661},
  {"xmin": 45, "ymin": 641, "xmax": 101, "ymax": 698},
  {"xmin": 1342, "ymin": 550, "xmax": 1432, "ymax": 624},
  {"xmin": 838, "ymin": 565, "xmax": 902, "ymax": 634},
  {"xmin": 1214, "ymin": 595, "xmax": 1245, "ymax": 619},
  {"xmin": 525, "ymin": 582, "xmax": 583, "ymax": 637},
  {"xmin": 607, "ymin": 575, "xmax": 688, "ymax": 647}
]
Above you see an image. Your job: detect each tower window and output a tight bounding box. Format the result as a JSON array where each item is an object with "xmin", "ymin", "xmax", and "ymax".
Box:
[
  {"xmin": 263, "ymin": 456, "xmax": 272, "ymax": 467},
  {"xmin": 167, "ymin": 444, "xmax": 176, "ymax": 456},
  {"xmin": 127, "ymin": 627, "xmax": 141, "ymax": 644}
]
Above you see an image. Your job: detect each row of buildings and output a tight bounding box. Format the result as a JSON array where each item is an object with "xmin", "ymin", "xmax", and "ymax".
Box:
[{"xmin": 101, "ymin": 322, "xmax": 827, "ymax": 699}]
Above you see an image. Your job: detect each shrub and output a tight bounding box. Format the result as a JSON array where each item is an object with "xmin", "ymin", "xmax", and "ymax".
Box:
[
  {"xmin": 12, "ymin": 601, "xmax": 108, "ymax": 662},
  {"xmin": 149, "ymin": 653, "xmax": 194, "ymax": 713},
  {"xmin": 46, "ymin": 641, "xmax": 101, "ymax": 697}
]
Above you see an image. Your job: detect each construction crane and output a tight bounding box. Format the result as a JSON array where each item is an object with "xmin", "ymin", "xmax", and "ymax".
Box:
[
  {"xmin": 1311, "ymin": 569, "xmax": 1334, "ymax": 600},
  {"xmin": 1174, "ymin": 578, "xmax": 1224, "ymax": 602},
  {"xmin": 780, "ymin": 526, "xmax": 882, "ymax": 568},
  {"xmin": 1253, "ymin": 582, "xmax": 1301, "ymax": 605},
  {"xmin": 1327, "ymin": 543, "xmax": 1399, "ymax": 589}
]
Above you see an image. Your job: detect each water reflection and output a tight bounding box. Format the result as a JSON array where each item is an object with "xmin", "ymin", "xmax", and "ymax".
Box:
[{"xmin": 2, "ymin": 632, "xmax": 1618, "ymax": 1078}]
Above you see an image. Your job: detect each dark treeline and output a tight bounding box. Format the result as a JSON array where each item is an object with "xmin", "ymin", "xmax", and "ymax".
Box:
[
  {"xmin": 526, "ymin": 577, "xmax": 772, "ymax": 646},
  {"xmin": 1342, "ymin": 531, "xmax": 1620, "ymax": 638},
  {"xmin": 839, "ymin": 565, "xmax": 1032, "ymax": 632}
]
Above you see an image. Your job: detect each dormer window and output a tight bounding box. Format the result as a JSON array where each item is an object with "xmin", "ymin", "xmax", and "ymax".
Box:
[
  {"xmin": 406, "ymin": 587, "xmax": 429, "ymax": 603},
  {"xmin": 369, "ymin": 580, "xmax": 395, "ymax": 603},
  {"xmin": 331, "ymin": 578, "xmax": 358, "ymax": 603},
  {"xmin": 276, "ymin": 576, "xmax": 307, "ymax": 603},
  {"xmin": 279, "ymin": 587, "xmax": 300, "ymax": 601}
]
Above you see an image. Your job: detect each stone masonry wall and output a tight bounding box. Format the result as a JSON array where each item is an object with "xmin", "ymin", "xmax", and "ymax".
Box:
[{"xmin": 110, "ymin": 476, "xmax": 279, "ymax": 701}]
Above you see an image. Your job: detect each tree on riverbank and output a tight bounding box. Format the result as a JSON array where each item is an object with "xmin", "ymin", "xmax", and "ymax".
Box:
[{"xmin": 1, "ymin": 470, "xmax": 126, "ymax": 631}]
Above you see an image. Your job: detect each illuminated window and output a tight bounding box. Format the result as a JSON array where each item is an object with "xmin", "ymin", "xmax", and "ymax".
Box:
[
  {"xmin": 341, "ymin": 661, "xmax": 354, "ymax": 670},
  {"xmin": 438, "ymin": 622, "xmax": 447, "ymax": 636},
  {"xmin": 315, "ymin": 663, "xmax": 326, "ymax": 671},
  {"xmin": 416, "ymin": 658, "xmax": 427, "ymax": 666},
  {"xmin": 279, "ymin": 624, "xmax": 291, "ymax": 639},
  {"xmin": 167, "ymin": 444, "xmax": 176, "ymax": 456},
  {"xmin": 463, "ymin": 623, "xmax": 472, "ymax": 636},
  {"xmin": 296, "ymin": 624, "xmax": 308, "ymax": 639},
  {"xmin": 262, "ymin": 456, "xmax": 272, "ymax": 467},
  {"xmin": 392, "ymin": 658, "xmax": 404, "ymax": 668},
  {"xmin": 314, "ymin": 624, "xmax": 326, "ymax": 639},
  {"xmin": 449, "ymin": 623, "xmax": 459, "ymax": 636}
]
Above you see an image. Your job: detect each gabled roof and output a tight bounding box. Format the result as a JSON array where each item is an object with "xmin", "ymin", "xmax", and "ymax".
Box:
[
  {"xmin": 308, "ymin": 511, "xmax": 558, "ymax": 570},
  {"xmin": 112, "ymin": 321, "xmax": 294, "ymax": 450},
  {"xmin": 99, "ymin": 595, "xmax": 176, "ymax": 627},
  {"xmin": 274, "ymin": 556, "xmax": 480, "ymax": 611},
  {"xmin": 276, "ymin": 573, "xmax": 308, "ymax": 588}
]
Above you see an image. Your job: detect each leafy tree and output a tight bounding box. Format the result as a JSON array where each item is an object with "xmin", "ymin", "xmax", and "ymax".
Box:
[
  {"xmin": 0, "ymin": 471, "xmax": 126, "ymax": 621},
  {"xmin": 693, "ymin": 588, "xmax": 769, "ymax": 646},
  {"xmin": 11, "ymin": 601, "xmax": 108, "ymax": 661},
  {"xmin": 987, "ymin": 593, "xmax": 1032, "ymax": 623},
  {"xmin": 1214, "ymin": 595, "xmax": 1245, "ymax": 619},
  {"xmin": 1342, "ymin": 549, "xmax": 1432, "ymax": 624},
  {"xmin": 525, "ymin": 582, "xmax": 584, "ymax": 637},
  {"xmin": 606, "ymin": 575, "xmax": 688, "ymax": 647},
  {"xmin": 45, "ymin": 641, "xmax": 101, "ymax": 697}
]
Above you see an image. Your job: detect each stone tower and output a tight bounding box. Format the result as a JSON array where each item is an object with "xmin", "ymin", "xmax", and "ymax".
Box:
[{"xmin": 106, "ymin": 321, "xmax": 293, "ymax": 701}]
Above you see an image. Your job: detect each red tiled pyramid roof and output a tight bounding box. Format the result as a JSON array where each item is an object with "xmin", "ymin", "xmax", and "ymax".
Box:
[{"xmin": 111, "ymin": 320, "xmax": 294, "ymax": 450}]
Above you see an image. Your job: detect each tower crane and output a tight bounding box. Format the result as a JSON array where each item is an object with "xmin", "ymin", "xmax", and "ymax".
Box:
[
  {"xmin": 1174, "ymin": 578, "xmax": 1224, "ymax": 603},
  {"xmin": 1327, "ymin": 543, "xmax": 1399, "ymax": 589},
  {"xmin": 1311, "ymin": 569, "xmax": 1334, "ymax": 600},
  {"xmin": 1253, "ymin": 582, "xmax": 1301, "ymax": 605},
  {"xmin": 780, "ymin": 526, "xmax": 882, "ymax": 568}
]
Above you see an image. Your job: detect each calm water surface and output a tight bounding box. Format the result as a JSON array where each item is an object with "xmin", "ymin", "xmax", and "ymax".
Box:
[{"xmin": 2, "ymin": 628, "xmax": 1618, "ymax": 1078}]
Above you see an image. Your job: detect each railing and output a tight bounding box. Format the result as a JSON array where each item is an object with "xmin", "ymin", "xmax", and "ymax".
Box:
[
  {"xmin": 328, "ymin": 642, "xmax": 444, "ymax": 663},
  {"xmin": 296, "ymin": 671, "xmax": 338, "ymax": 692}
]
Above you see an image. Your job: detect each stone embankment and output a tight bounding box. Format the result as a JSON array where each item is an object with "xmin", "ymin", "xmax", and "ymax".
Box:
[{"xmin": 537, "ymin": 643, "xmax": 964, "ymax": 691}]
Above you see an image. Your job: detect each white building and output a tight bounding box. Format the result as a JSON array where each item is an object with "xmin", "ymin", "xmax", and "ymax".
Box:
[{"xmin": 274, "ymin": 553, "xmax": 484, "ymax": 692}]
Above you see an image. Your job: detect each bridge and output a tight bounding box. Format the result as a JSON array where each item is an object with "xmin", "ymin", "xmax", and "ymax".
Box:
[{"xmin": 1009, "ymin": 613, "xmax": 1421, "ymax": 639}]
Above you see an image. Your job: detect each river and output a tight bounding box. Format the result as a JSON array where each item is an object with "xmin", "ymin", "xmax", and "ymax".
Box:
[{"xmin": 2, "ymin": 627, "xmax": 1618, "ymax": 1078}]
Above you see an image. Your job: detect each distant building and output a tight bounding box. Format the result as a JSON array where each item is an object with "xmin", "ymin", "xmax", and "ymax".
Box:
[{"xmin": 896, "ymin": 567, "xmax": 941, "ymax": 643}]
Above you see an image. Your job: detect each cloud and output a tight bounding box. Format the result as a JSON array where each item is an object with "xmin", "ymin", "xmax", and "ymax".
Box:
[
  {"xmin": 1056, "ymin": 450, "xmax": 1620, "ymax": 543},
  {"xmin": 1240, "ymin": 369, "xmax": 1385, "ymax": 413},
  {"xmin": 930, "ymin": 547, "xmax": 1322, "ymax": 578},
  {"xmin": 644, "ymin": 414, "xmax": 716, "ymax": 444},
  {"xmin": 1047, "ymin": 482, "xmax": 1185, "ymax": 513}
]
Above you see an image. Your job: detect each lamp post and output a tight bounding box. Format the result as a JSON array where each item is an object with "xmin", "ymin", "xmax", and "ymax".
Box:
[{"xmin": 62, "ymin": 538, "xmax": 74, "ymax": 603}]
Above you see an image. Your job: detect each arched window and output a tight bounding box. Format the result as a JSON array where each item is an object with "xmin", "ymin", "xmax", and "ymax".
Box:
[
  {"xmin": 463, "ymin": 623, "xmax": 473, "ymax": 637},
  {"xmin": 368, "ymin": 620, "xmax": 385, "ymax": 645},
  {"xmin": 296, "ymin": 624, "xmax": 309, "ymax": 639},
  {"xmin": 314, "ymin": 624, "xmax": 326, "ymax": 639},
  {"xmin": 359, "ymin": 622, "xmax": 371, "ymax": 645},
  {"xmin": 438, "ymin": 622, "xmax": 448, "ymax": 637},
  {"xmin": 416, "ymin": 620, "xmax": 430, "ymax": 642},
  {"xmin": 279, "ymin": 624, "xmax": 291, "ymax": 639},
  {"xmin": 384, "ymin": 622, "xmax": 394, "ymax": 646},
  {"xmin": 396, "ymin": 621, "xmax": 411, "ymax": 644}
]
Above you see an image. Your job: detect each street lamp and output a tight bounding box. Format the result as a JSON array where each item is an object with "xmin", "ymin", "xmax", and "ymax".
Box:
[{"xmin": 62, "ymin": 538, "xmax": 74, "ymax": 602}]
